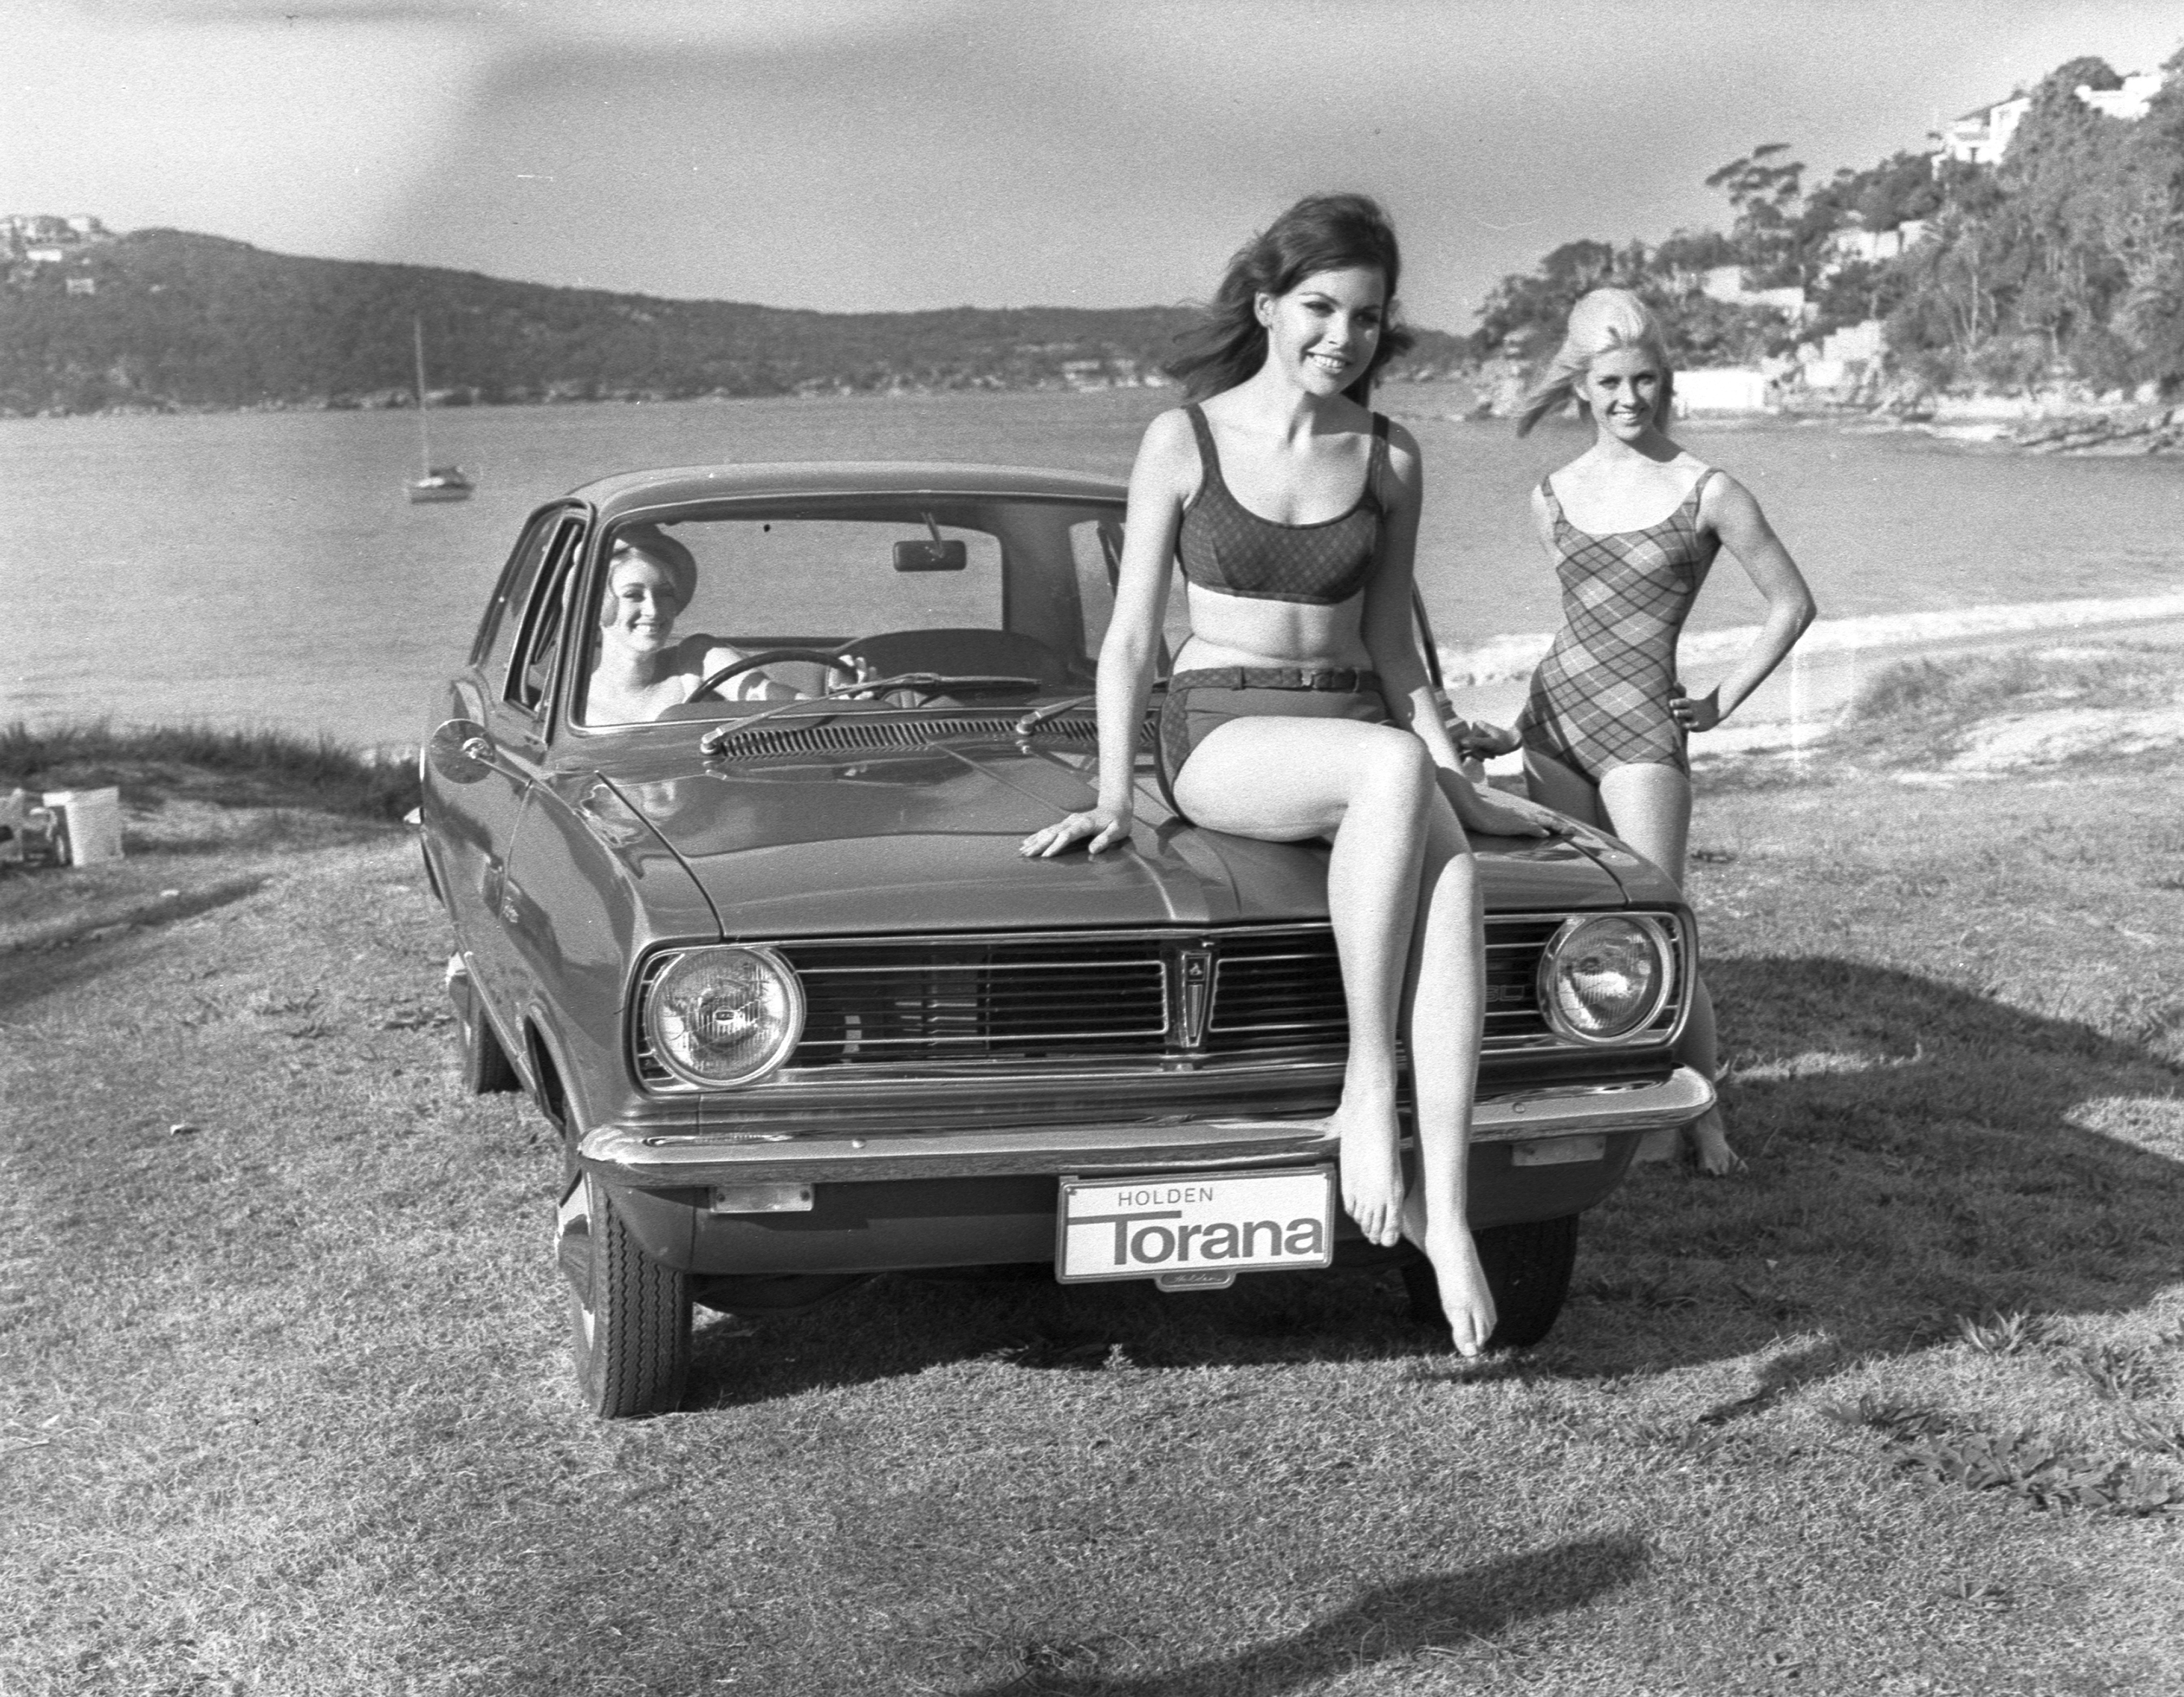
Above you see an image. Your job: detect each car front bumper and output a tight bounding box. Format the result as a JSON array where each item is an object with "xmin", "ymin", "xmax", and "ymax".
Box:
[{"xmin": 578, "ymin": 1066, "xmax": 1715, "ymax": 1188}]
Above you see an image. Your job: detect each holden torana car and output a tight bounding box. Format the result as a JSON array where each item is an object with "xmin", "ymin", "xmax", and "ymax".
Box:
[{"xmin": 417, "ymin": 461, "xmax": 1713, "ymax": 1417}]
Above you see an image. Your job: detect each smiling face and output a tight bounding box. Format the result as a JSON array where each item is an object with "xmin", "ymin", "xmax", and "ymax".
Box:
[
  {"xmin": 1256, "ymin": 265, "xmax": 1385, "ymax": 397},
  {"xmin": 1576, "ymin": 343, "xmax": 1669, "ymax": 441},
  {"xmin": 598, "ymin": 553, "xmax": 685, "ymax": 656}
]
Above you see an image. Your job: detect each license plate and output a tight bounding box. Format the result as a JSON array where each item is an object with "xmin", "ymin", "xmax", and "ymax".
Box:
[{"xmin": 1055, "ymin": 1165, "xmax": 1335, "ymax": 1284}]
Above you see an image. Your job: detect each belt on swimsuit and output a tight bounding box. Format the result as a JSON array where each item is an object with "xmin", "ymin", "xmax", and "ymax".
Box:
[{"xmin": 1166, "ymin": 667, "xmax": 1383, "ymax": 693}]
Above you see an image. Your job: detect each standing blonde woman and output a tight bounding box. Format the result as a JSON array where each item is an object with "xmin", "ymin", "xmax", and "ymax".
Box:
[
  {"xmin": 1020, "ymin": 194, "xmax": 1551, "ymax": 1354},
  {"xmin": 1477, "ymin": 288, "xmax": 1817, "ymax": 1172}
]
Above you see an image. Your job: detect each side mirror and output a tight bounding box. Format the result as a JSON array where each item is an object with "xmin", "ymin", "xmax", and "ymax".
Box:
[
  {"xmin": 893, "ymin": 539, "xmax": 967, "ymax": 572},
  {"xmin": 427, "ymin": 718, "xmax": 500, "ymax": 785}
]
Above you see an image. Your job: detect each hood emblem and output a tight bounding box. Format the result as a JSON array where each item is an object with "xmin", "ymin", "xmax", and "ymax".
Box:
[{"xmin": 1177, "ymin": 946, "xmax": 1215, "ymax": 1049}]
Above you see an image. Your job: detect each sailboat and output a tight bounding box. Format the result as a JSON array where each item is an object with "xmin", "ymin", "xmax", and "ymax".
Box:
[{"xmin": 405, "ymin": 316, "xmax": 474, "ymax": 503}]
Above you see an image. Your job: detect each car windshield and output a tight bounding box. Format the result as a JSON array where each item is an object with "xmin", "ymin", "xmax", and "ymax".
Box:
[{"xmin": 576, "ymin": 496, "xmax": 1164, "ymax": 726}]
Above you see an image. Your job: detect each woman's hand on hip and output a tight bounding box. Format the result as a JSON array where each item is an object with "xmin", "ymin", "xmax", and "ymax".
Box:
[
  {"xmin": 1670, "ymin": 684, "xmax": 1722, "ymax": 733},
  {"xmin": 1021, "ymin": 803, "xmax": 1134, "ymax": 858}
]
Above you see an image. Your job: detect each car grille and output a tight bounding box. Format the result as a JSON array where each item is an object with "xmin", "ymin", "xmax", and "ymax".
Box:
[
  {"xmin": 787, "ymin": 934, "xmax": 1170, "ymax": 1062},
  {"xmin": 634, "ymin": 916, "xmax": 1671, "ymax": 1085}
]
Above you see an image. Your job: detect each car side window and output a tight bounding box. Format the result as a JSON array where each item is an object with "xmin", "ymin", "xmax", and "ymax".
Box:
[
  {"xmin": 505, "ymin": 522, "xmax": 584, "ymax": 716},
  {"xmin": 472, "ymin": 511, "xmax": 561, "ymax": 676}
]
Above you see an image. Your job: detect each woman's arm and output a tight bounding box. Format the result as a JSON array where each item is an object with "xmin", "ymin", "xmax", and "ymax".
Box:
[
  {"xmin": 1022, "ymin": 409, "xmax": 1191, "ymax": 857},
  {"xmin": 689, "ymin": 640, "xmax": 801, "ymax": 702},
  {"xmin": 1451, "ymin": 485, "xmax": 1561, "ymax": 759},
  {"xmin": 1675, "ymin": 474, "xmax": 1819, "ymax": 731},
  {"xmin": 1363, "ymin": 424, "xmax": 1554, "ymax": 836}
]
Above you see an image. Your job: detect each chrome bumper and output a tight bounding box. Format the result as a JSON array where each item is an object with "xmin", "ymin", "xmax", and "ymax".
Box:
[{"xmin": 578, "ymin": 1067, "xmax": 1714, "ymax": 1188}]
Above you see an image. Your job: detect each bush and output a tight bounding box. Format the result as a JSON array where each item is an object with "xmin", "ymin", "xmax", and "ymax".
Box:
[{"xmin": 0, "ymin": 720, "xmax": 419, "ymax": 819}]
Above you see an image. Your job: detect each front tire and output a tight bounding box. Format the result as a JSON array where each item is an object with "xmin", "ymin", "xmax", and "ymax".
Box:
[
  {"xmin": 1404, "ymin": 1214, "xmax": 1581, "ymax": 1349},
  {"xmin": 558, "ymin": 1171, "xmax": 692, "ymax": 1417}
]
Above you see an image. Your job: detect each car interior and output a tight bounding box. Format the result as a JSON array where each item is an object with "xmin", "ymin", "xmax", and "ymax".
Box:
[{"xmin": 576, "ymin": 502, "xmax": 1125, "ymax": 725}]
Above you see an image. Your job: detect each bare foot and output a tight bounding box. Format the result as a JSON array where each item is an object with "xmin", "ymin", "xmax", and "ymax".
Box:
[
  {"xmin": 1330, "ymin": 1097, "xmax": 1405, "ymax": 1247},
  {"xmin": 1686, "ymin": 1109, "xmax": 1744, "ymax": 1176},
  {"xmin": 1400, "ymin": 1193, "xmax": 1497, "ymax": 1355}
]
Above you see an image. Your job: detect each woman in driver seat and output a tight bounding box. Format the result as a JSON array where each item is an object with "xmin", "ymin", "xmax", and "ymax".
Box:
[{"xmin": 584, "ymin": 526, "xmax": 805, "ymax": 722}]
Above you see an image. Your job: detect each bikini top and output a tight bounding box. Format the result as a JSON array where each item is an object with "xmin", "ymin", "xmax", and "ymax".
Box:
[{"xmin": 1175, "ymin": 403, "xmax": 1388, "ymax": 606}]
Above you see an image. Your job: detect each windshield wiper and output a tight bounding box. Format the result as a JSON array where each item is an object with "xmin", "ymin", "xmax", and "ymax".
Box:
[
  {"xmin": 699, "ymin": 673, "xmax": 1040, "ymax": 755},
  {"xmin": 1013, "ymin": 694, "xmax": 1097, "ymax": 735}
]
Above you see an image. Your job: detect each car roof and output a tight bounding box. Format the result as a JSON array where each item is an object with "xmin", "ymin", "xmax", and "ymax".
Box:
[{"xmin": 576, "ymin": 462, "xmax": 1128, "ymax": 518}]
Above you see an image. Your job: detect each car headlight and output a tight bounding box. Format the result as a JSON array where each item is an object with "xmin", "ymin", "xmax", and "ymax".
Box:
[
  {"xmin": 1536, "ymin": 914, "xmax": 1673, "ymax": 1045},
  {"xmin": 643, "ymin": 946, "xmax": 805, "ymax": 1088}
]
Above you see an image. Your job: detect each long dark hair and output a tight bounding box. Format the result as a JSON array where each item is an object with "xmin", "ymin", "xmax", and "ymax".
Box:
[{"xmin": 1165, "ymin": 192, "xmax": 1414, "ymax": 405}]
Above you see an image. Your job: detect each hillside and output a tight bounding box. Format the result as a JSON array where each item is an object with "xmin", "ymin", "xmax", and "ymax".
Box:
[{"xmin": 0, "ymin": 228, "xmax": 1468, "ymax": 416}]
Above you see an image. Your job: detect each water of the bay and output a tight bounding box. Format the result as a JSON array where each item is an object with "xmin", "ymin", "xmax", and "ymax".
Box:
[{"xmin": 4, "ymin": 383, "xmax": 2182, "ymax": 748}]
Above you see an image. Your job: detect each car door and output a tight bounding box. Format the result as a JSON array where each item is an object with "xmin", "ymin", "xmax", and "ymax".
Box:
[{"xmin": 436, "ymin": 507, "xmax": 587, "ymax": 1019}]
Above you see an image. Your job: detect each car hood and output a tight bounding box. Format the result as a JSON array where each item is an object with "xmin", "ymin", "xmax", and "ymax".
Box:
[{"xmin": 589, "ymin": 733, "xmax": 1649, "ymax": 939}]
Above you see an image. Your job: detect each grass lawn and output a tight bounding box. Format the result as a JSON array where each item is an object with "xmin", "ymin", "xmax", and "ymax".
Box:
[{"xmin": 4, "ymin": 658, "xmax": 2183, "ymax": 1695}]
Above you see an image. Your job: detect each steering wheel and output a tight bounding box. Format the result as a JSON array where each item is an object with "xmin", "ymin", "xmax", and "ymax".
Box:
[{"xmin": 688, "ymin": 648, "xmax": 862, "ymax": 703}]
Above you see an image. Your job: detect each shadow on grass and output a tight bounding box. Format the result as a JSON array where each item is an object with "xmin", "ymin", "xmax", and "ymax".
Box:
[
  {"xmin": 0, "ymin": 875, "xmax": 267, "ymax": 1011},
  {"xmin": 692, "ymin": 952, "xmax": 2184, "ymax": 1406},
  {"xmin": 1562, "ymin": 952, "xmax": 2184, "ymax": 1380},
  {"xmin": 948, "ymin": 1532, "xmax": 1649, "ymax": 1695}
]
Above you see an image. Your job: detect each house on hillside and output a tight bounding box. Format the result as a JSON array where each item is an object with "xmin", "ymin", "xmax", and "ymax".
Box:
[
  {"xmin": 1935, "ymin": 68, "xmax": 2168, "ymax": 167},
  {"xmin": 1937, "ymin": 94, "xmax": 2031, "ymax": 165},
  {"xmin": 3, "ymin": 213, "xmax": 112, "ymax": 265},
  {"xmin": 2079, "ymin": 71, "xmax": 2164, "ymax": 120},
  {"xmin": 1825, "ymin": 220, "xmax": 1930, "ymax": 266}
]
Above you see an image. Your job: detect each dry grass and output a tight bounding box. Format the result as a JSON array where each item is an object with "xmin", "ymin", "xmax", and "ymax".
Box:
[
  {"xmin": 4, "ymin": 683, "xmax": 2184, "ymax": 1695},
  {"xmin": 0, "ymin": 720, "xmax": 419, "ymax": 822}
]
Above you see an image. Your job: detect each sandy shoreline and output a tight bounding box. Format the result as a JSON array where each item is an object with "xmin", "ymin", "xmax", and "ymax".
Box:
[{"xmin": 1447, "ymin": 609, "xmax": 2184, "ymax": 779}]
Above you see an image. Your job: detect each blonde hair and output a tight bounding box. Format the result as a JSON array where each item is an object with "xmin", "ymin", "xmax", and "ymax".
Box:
[
  {"xmin": 607, "ymin": 524, "xmax": 698, "ymax": 608},
  {"xmin": 1516, "ymin": 288, "xmax": 1675, "ymax": 437}
]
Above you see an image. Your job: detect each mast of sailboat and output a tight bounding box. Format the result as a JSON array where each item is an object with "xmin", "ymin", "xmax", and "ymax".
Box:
[{"xmin": 412, "ymin": 315, "xmax": 432, "ymax": 477}]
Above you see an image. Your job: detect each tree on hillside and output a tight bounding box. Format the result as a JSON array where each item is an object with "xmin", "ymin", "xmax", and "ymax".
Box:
[
  {"xmin": 1801, "ymin": 150, "xmax": 1944, "ymax": 243},
  {"xmin": 1993, "ymin": 56, "xmax": 2137, "ymax": 378},
  {"xmin": 1704, "ymin": 143, "xmax": 1809, "ymax": 284},
  {"xmin": 2115, "ymin": 43, "xmax": 2184, "ymax": 383},
  {"xmin": 1471, "ymin": 239, "xmax": 1636, "ymax": 357}
]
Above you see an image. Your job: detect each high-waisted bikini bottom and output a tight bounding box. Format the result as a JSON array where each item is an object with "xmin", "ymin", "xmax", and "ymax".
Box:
[{"xmin": 1155, "ymin": 667, "xmax": 1391, "ymax": 814}]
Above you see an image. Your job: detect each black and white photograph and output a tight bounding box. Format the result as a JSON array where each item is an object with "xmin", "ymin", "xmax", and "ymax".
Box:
[{"xmin": 5, "ymin": 2, "xmax": 2184, "ymax": 1690}]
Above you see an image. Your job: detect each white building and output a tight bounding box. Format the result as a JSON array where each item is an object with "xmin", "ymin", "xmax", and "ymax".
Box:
[
  {"xmin": 2079, "ymin": 71, "xmax": 2164, "ymax": 120},
  {"xmin": 1936, "ymin": 69, "xmax": 2167, "ymax": 167},
  {"xmin": 1825, "ymin": 220, "xmax": 1930, "ymax": 265},
  {"xmin": 1938, "ymin": 94, "xmax": 2031, "ymax": 165},
  {"xmin": 1676, "ymin": 368, "xmax": 1776, "ymax": 414}
]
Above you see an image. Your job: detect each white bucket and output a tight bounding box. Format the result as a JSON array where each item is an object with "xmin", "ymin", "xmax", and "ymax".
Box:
[{"xmin": 44, "ymin": 787, "xmax": 125, "ymax": 864}]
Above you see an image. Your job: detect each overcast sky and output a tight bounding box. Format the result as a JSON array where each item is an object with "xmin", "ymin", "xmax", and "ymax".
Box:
[{"xmin": 6, "ymin": 0, "xmax": 2180, "ymax": 333}]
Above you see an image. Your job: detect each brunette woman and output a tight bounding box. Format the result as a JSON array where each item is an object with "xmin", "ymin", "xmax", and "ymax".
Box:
[
  {"xmin": 1476, "ymin": 288, "xmax": 1817, "ymax": 1172},
  {"xmin": 1020, "ymin": 194, "xmax": 1553, "ymax": 1354}
]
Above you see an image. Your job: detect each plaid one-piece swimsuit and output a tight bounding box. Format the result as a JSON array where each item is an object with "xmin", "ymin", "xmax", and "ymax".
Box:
[{"xmin": 1516, "ymin": 467, "xmax": 1720, "ymax": 783}]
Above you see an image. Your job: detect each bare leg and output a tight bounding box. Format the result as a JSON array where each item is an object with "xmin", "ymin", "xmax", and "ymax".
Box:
[
  {"xmin": 1595, "ymin": 763, "xmax": 1738, "ymax": 1174},
  {"xmin": 1174, "ymin": 717, "xmax": 1437, "ymax": 1245},
  {"xmin": 1396, "ymin": 785, "xmax": 1496, "ymax": 1354}
]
